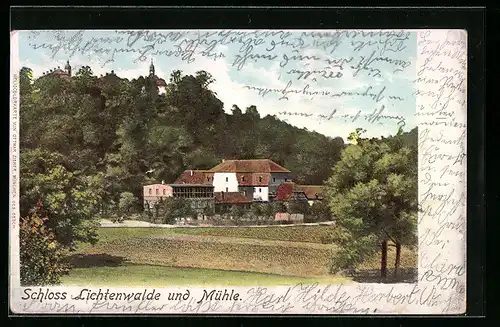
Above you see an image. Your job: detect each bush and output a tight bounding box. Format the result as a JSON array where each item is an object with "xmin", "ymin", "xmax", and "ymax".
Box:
[
  {"xmin": 20, "ymin": 210, "xmax": 69, "ymax": 286},
  {"xmin": 110, "ymin": 216, "xmax": 125, "ymax": 223}
]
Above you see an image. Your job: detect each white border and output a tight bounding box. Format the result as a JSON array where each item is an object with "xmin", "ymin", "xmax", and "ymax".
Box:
[{"xmin": 10, "ymin": 30, "xmax": 21, "ymax": 304}]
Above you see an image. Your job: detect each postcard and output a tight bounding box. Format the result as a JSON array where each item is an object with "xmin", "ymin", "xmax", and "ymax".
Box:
[{"xmin": 9, "ymin": 28, "xmax": 467, "ymax": 315}]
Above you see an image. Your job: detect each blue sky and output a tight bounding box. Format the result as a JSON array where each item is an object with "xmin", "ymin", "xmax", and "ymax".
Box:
[{"xmin": 17, "ymin": 29, "xmax": 417, "ymax": 141}]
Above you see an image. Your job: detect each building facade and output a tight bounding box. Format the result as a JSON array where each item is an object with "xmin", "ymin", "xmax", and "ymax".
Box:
[
  {"xmin": 274, "ymin": 183, "xmax": 325, "ymax": 205},
  {"xmin": 170, "ymin": 184, "xmax": 215, "ymax": 214},
  {"xmin": 142, "ymin": 159, "xmax": 325, "ymax": 219},
  {"xmin": 143, "ymin": 171, "xmax": 215, "ymax": 214},
  {"xmin": 209, "ymin": 159, "xmax": 293, "ymax": 203},
  {"xmin": 214, "ymin": 192, "xmax": 252, "ymax": 213},
  {"xmin": 143, "ymin": 183, "xmax": 173, "ymax": 209}
]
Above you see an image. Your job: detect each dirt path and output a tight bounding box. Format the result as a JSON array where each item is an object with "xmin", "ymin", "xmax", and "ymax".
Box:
[{"xmin": 100, "ymin": 219, "xmax": 335, "ymax": 228}]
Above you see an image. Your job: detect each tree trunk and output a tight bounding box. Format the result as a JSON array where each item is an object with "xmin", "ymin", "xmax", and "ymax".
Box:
[
  {"xmin": 381, "ymin": 240, "xmax": 388, "ymax": 278},
  {"xmin": 394, "ymin": 242, "xmax": 402, "ymax": 278}
]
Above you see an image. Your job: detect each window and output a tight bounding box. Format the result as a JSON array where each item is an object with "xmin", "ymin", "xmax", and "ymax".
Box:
[
  {"xmin": 156, "ymin": 189, "xmax": 159, "ymax": 195},
  {"xmin": 207, "ymin": 177, "xmax": 210, "ymax": 181},
  {"xmin": 243, "ymin": 191, "xmax": 247, "ymax": 196},
  {"xmin": 163, "ymin": 189, "xmax": 166, "ymax": 195},
  {"xmin": 149, "ymin": 188, "xmax": 152, "ymax": 195},
  {"xmin": 273, "ymin": 178, "xmax": 276, "ymax": 183},
  {"xmin": 226, "ymin": 187, "xmax": 228, "ymax": 192},
  {"xmin": 226, "ymin": 177, "xmax": 228, "ymax": 182},
  {"xmin": 259, "ymin": 177, "xmax": 262, "ymax": 183},
  {"xmin": 259, "ymin": 188, "xmax": 262, "ymax": 193},
  {"xmin": 285, "ymin": 178, "xmax": 288, "ymax": 182},
  {"xmin": 242, "ymin": 176, "xmax": 245, "ymax": 182}
]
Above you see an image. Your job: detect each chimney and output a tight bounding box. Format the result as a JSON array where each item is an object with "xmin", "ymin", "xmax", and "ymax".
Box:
[
  {"xmin": 190, "ymin": 170, "xmax": 193, "ymax": 176},
  {"xmin": 161, "ymin": 180, "xmax": 165, "ymax": 185},
  {"xmin": 222, "ymin": 159, "xmax": 225, "ymax": 162}
]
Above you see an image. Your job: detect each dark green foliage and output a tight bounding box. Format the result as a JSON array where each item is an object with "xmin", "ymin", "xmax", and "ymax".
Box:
[
  {"xmin": 20, "ymin": 148, "xmax": 102, "ymax": 249},
  {"xmin": 156, "ymin": 197, "xmax": 195, "ymax": 224},
  {"xmin": 325, "ymin": 127, "xmax": 418, "ymax": 277},
  {"xmin": 20, "ymin": 205, "xmax": 70, "ymax": 286},
  {"xmin": 229, "ymin": 205, "xmax": 245, "ymax": 220},
  {"xmin": 118, "ymin": 192, "xmax": 138, "ymax": 215},
  {"xmin": 308, "ymin": 201, "xmax": 333, "ymax": 223},
  {"xmin": 288, "ymin": 200, "xmax": 309, "ymax": 215}
]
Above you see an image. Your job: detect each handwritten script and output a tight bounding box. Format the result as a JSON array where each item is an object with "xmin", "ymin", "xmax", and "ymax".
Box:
[
  {"xmin": 26, "ymin": 29, "xmax": 416, "ymax": 129},
  {"xmin": 416, "ymin": 29, "xmax": 467, "ymax": 314}
]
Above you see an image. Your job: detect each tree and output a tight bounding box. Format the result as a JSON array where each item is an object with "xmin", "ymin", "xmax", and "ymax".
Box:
[
  {"xmin": 245, "ymin": 105, "xmax": 260, "ymax": 120},
  {"xmin": 260, "ymin": 203, "xmax": 275, "ymax": 220},
  {"xmin": 20, "ymin": 67, "xmax": 34, "ymax": 96},
  {"xmin": 309, "ymin": 201, "xmax": 332, "ymax": 222},
  {"xmin": 118, "ymin": 191, "xmax": 138, "ymax": 216},
  {"xmin": 250, "ymin": 202, "xmax": 264, "ymax": 219},
  {"xmin": 20, "ymin": 148, "xmax": 102, "ymax": 249},
  {"xmin": 20, "ymin": 203, "xmax": 69, "ymax": 286},
  {"xmin": 195, "ymin": 70, "xmax": 215, "ymax": 89},
  {"xmin": 202, "ymin": 203, "xmax": 215, "ymax": 221},
  {"xmin": 231, "ymin": 104, "xmax": 243, "ymax": 116},
  {"xmin": 229, "ymin": 205, "xmax": 244, "ymax": 221},
  {"xmin": 288, "ymin": 200, "xmax": 309, "ymax": 215},
  {"xmin": 157, "ymin": 197, "xmax": 194, "ymax": 224},
  {"xmin": 325, "ymin": 127, "xmax": 418, "ymax": 278},
  {"xmin": 347, "ymin": 128, "xmax": 367, "ymax": 145}
]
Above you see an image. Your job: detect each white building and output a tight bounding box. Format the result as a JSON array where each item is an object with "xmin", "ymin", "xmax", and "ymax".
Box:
[{"xmin": 209, "ymin": 159, "xmax": 293, "ymax": 202}]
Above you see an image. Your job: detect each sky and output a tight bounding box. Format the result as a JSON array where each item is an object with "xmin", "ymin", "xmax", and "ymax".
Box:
[{"xmin": 16, "ymin": 29, "xmax": 417, "ymax": 141}]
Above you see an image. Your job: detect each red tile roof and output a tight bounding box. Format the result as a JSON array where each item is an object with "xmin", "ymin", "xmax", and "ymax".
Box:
[
  {"xmin": 214, "ymin": 192, "xmax": 252, "ymax": 204},
  {"xmin": 274, "ymin": 183, "xmax": 324, "ymax": 201},
  {"xmin": 298, "ymin": 185, "xmax": 324, "ymax": 200},
  {"xmin": 275, "ymin": 183, "xmax": 294, "ymax": 201},
  {"xmin": 209, "ymin": 159, "xmax": 290, "ymax": 173},
  {"xmin": 236, "ymin": 173, "xmax": 270, "ymax": 186},
  {"xmin": 174, "ymin": 170, "xmax": 213, "ymax": 185},
  {"xmin": 153, "ymin": 75, "xmax": 166, "ymax": 87},
  {"xmin": 52, "ymin": 69, "xmax": 70, "ymax": 77}
]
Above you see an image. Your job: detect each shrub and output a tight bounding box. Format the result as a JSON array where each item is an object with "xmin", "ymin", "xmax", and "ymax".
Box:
[
  {"xmin": 110, "ymin": 216, "xmax": 125, "ymax": 223},
  {"xmin": 19, "ymin": 209, "xmax": 69, "ymax": 286}
]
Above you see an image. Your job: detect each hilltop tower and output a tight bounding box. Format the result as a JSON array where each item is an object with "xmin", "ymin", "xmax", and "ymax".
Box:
[
  {"xmin": 149, "ymin": 58, "xmax": 155, "ymax": 77},
  {"xmin": 65, "ymin": 60, "xmax": 72, "ymax": 77}
]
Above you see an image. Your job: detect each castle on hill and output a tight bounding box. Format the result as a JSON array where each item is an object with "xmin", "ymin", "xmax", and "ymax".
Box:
[{"xmin": 38, "ymin": 59, "xmax": 167, "ymax": 94}]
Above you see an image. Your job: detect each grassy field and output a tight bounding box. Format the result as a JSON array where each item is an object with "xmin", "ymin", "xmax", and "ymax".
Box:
[
  {"xmin": 171, "ymin": 226, "xmax": 338, "ymax": 243},
  {"xmin": 61, "ymin": 264, "xmax": 349, "ymax": 287},
  {"xmin": 76, "ymin": 225, "xmax": 338, "ymax": 244},
  {"xmin": 64, "ymin": 226, "xmax": 418, "ymax": 286}
]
